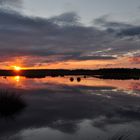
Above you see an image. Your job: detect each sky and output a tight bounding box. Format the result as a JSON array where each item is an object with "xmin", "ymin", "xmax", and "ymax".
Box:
[
  {"xmin": 0, "ymin": 0, "xmax": 140, "ymax": 69},
  {"xmin": 23, "ymin": 0, "xmax": 140, "ymax": 25}
]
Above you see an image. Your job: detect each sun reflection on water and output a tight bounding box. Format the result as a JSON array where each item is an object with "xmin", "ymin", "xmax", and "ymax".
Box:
[
  {"xmin": 0, "ymin": 76, "xmax": 140, "ymax": 95},
  {"xmin": 14, "ymin": 76, "xmax": 20, "ymax": 83}
]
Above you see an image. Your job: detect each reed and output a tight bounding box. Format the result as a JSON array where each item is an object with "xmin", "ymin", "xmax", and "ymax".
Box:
[{"xmin": 0, "ymin": 90, "xmax": 26, "ymax": 118}]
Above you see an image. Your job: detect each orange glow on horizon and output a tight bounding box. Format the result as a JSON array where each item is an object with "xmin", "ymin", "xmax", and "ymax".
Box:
[
  {"xmin": 13, "ymin": 66, "xmax": 21, "ymax": 71},
  {"xmin": 1, "ymin": 55, "xmax": 140, "ymax": 70}
]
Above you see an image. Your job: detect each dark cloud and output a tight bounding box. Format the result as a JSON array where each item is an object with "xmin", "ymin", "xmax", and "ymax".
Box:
[
  {"xmin": 118, "ymin": 27, "xmax": 140, "ymax": 36},
  {"xmin": 49, "ymin": 12, "xmax": 81, "ymax": 26},
  {"xmin": 0, "ymin": 9, "xmax": 140, "ymax": 65},
  {"xmin": 94, "ymin": 16, "xmax": 140, "ymax": 37},
  {"xmin": 94, "ymin": 15, "xmax": 133, "ymax": 30}
]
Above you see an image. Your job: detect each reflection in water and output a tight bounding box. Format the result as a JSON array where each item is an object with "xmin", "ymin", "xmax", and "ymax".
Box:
[
  {"xmin": 70, "ymin": 77, "xmax": 74, "ymax": 82},
  {"xmin": 108, "ymin": 132, "xmax": 131, "ymax": 140},
  {"xmin": 1, "ymin": 76, "xmax": 140, "ymax": 92},
  {"xmin": 69, "ymin": 77, "xmax": 81, "ymax": 82},
  {"xmin": 77, "ymin": 77, "xmax": 81, "ymax": 82},
  {"xmin": 0, "ymin": 76, "xmax": 140, "ymax": 140},
  {"xmin": 14, "ymin": 76, "xmax": 20, "ymax": 83}
]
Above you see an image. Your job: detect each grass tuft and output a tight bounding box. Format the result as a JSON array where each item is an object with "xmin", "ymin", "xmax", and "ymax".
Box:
[
  {"xmin": 109, "ymin": 132, "xmax": 131, "ymax": 140},
  {"xmin": 0, "ymin": 90, "xmax": 26, "ymax": 118}
]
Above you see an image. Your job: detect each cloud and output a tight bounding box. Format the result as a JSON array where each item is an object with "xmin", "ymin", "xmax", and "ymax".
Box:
[
  {"xmin": 94, "ymin": 15, "xmax": 133, "ymax": 29},
  {"xmin": 49, "ymin": 12, "xmax": 80, "ymax": 26},
  {"xmin": 0, "ymin": 0, "xmax": 22, "ymax": 8},
  {"xmin": 129, "ymin": 57, "xmax": 140, "ymax": 64},
  {"xmin": 118, "ymin": 27, "xmax": 140, "ymax": 36},
  {"xmin": 94, "ymin": 15, "xmax": 140, "ymax": 37},
  {"xmin": 0, "ymin": 9, "xmax": 140, "ymax": 67}
]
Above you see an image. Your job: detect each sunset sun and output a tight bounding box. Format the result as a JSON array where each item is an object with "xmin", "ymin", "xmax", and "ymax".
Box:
[{"xmin": 13, "ymin": 66, "xmax": 21, "ymax": 71}]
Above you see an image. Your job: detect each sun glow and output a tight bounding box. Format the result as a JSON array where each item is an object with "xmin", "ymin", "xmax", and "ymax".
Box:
[{"xmin": 13, "ymin": 66, "xmax": 21, "ymax": 71}]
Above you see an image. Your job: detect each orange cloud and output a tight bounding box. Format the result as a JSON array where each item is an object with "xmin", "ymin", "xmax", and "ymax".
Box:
[{"xmin": 0, "ymin": 55, "xmax": 140, "ymax": 70}]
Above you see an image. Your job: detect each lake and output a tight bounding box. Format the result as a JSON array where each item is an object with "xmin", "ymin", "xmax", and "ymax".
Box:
[{"xmin": 0, "ymin": 76, "xmax": 140, "ymax": 140}]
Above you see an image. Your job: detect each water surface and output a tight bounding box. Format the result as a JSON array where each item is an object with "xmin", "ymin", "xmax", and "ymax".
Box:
[{"xmin": 0, "ymin": 76, "xmax": 140, "ymax": 140}]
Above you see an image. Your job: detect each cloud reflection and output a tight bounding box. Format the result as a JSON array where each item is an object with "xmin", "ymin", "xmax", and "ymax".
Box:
[
  {"xmin": 1, "ymin": 76, "xmax": 140, "ymax": 92},
  {"xmin": 0, "ymin": 77, "xmax": 140, "ymax": 140}
]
